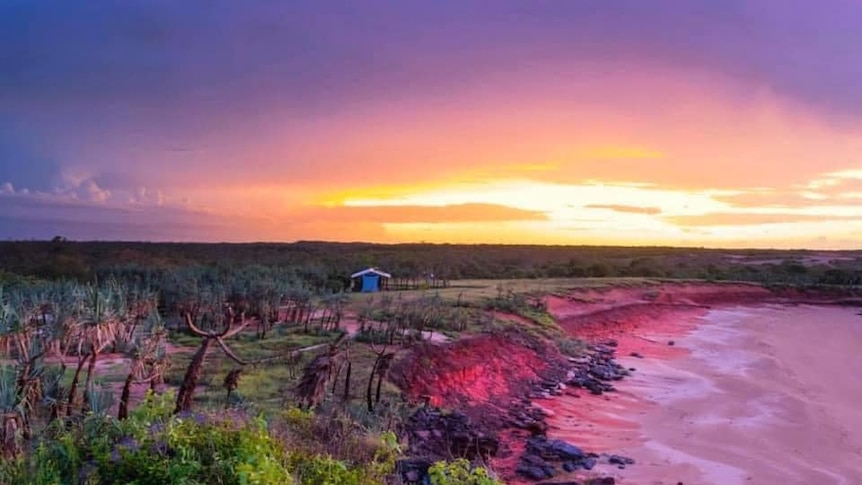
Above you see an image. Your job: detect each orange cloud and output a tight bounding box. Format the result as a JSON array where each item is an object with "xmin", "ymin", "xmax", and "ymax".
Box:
[
  {"xmin": 288, "ymin": 203, "xmax": 547, "ymax": 224},
  {"xmin": 584, "ymin": 204, "xmax": 663, "ymax": 215},
  {"xmin": 665, "ymin": 213, "xmax": 862, "ymax": 227}
]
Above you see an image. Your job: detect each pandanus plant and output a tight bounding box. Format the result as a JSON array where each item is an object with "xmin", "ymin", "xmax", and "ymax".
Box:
[
  {"xmin": 174, "ymin": 303, "xmax": 254, "ymax": 414},
  {"xmin": 67, "ymin": 282, "xmax": 125, "ymax": 414},
  {"xmin": 0, "ymin": 289, "xmax": 27, "ymax": 457},
  {"xmin": 295, "ymin": 333, "xmax": 348, "ymax": 409},
  {"xmin": 0, "ymin": 283, "xmax": 71, "ymax": 453},
  {"xmin": 118, "ymin": 310, "xmax": 168, "ymax": 420},
  {"xmin": 0, "ymin": 287, "xmax": 55, "ymax": 444},
  {"xmin": 0, "ymin": 365, "xmax": 24, "ymax": 458}
]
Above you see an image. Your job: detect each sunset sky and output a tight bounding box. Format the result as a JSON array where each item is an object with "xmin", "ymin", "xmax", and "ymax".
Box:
[{"xmin": 2, "ymin": 1, "xmax": 862, "ymax": 248}]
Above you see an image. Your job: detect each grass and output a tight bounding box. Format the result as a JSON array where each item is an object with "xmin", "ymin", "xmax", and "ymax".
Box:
[
  {"xmin": 91, "ymin": 277, "xmax": 660, "ymax": 417},
  {"xmin": 159, "ymin": 321, "xmax": 411, "ymax": 415},
  {"xmin": 346, "ymin": 277, "xmax": 657, "ymax": 309}
]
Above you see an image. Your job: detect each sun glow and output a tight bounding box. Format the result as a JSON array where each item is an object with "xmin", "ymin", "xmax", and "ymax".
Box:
[{"xmin": 309, "ymin": 176, "xmax": 862, "ymax": 247}]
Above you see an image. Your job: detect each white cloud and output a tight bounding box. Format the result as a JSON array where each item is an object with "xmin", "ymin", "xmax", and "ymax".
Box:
[{"xmin": 74, "ymin": 178, "xmax": 111, "ymax": 203}]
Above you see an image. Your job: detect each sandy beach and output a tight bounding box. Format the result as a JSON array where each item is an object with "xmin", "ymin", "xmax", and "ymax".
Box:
[{"xmin": 546, "ymin": 304, "xmax": 862, "ymax": 484}]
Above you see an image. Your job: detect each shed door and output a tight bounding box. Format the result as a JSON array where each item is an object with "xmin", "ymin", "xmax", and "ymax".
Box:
[{"xmin": 361, "ymin": 274, "xmax": 379, "ymax": 292}]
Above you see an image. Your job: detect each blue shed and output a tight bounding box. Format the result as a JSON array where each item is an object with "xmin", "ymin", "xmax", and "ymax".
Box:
[{"xmin": 350, "ymin": 268, "xmax": 392, "ymax": 293}]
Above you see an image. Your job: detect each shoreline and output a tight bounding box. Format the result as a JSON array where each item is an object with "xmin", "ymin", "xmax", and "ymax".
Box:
[
  {"xmin": 393, "ymin": 281, "xmax": 862, "ymax": 484},
  {"xmin": 544, "ymin": 303, "xmax": 862, "ymax": 484}
]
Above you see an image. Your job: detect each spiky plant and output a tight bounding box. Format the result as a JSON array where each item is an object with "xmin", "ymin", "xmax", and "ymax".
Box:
[
  {"xmin": 118, "ymin": 310, "xmax": 167, "ymax": 420},
  {"xmin": 296, "ymin": 333, "xmax": 347, "ymax": 409},
  {"xmin": 86, "ymin": 383, "xmax": 114, "ymax": 417},
  {"xmin": 0, "ymin": 366, "xmax": 24, "ymax": 458}
]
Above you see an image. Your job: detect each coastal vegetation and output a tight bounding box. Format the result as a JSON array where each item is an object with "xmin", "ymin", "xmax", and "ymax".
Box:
[{"xmin": 0, "ymin": 241, "xmax": 859, "ymax": 483}]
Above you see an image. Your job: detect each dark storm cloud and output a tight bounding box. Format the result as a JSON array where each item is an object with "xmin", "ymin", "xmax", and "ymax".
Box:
[
  {"xmin": 0, "ymin": 192, "xmax": 233, "ymax": 241},
  {"xmin": 3, "ymin": 1, "xmax": 861, "ymax": 119}
]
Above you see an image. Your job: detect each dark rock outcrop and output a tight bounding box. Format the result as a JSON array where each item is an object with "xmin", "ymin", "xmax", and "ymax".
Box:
[{"xmin": 406, "ymin": 407, "xmax": 500, "ymax": 460}]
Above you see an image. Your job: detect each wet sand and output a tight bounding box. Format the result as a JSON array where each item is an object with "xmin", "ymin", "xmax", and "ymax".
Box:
[{"xmin": 546, "ymin": 305, "xmax": 862, "ymax": 484}]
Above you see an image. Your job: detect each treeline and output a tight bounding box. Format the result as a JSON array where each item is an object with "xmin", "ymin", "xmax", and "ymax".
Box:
[{"xmin": 1, "ymin": 240, "xmax": 861, "ymax": 287}]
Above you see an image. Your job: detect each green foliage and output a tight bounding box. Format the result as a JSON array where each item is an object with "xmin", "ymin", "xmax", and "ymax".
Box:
[
  {"xmin": 0, "ymin": 393, "xmax": 295, "ymax": 485},
  {"xmin": 428, "ymin": 459, "xmax": 503, "ymax": 485},
  {"xmin": 286, "ymin": 428, "xmax": 399, "ymax": 485},
  {"xmin": 277, "ymin": 405, "xmax": 401, "ymax": 482}
]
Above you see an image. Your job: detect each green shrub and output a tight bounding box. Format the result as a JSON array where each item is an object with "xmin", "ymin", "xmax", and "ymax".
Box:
[
  {"xmin": 427, "ymin": 459, "xmax": 503, "ymax": 485},
  {"xmin": 0, "ymin": 392, "xmax": 294, "ymax": 485}
]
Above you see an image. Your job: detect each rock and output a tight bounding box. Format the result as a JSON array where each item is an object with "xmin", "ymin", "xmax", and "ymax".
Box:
[
  {"xmin": 629, "ymin": 352, "xmax": 644, "ymax": 358},
  {"xmin": 562, "ymin": 461, "xmax": 577, "ymax": 472},
  {"xmin": 516, "ymin": 465, "xmax": 550, "ymax": 480},
  {"xmin": 526, "ymin": 420, "xmax": 548, "ymax": 436},
  {"xmin": 406, "ymin": 407, "xmax": 500, "ymax": 461},
  {"xmin": 668, "ymin": 340, "xmax": 675, "ymax": 346},
  {"xmin": 608, "ymin": 454, "xmax": 636, "ymax": 465},
  {"xmin": 582, "ymin": 457, "xmax": 597, "ymax": 470},
  {"xmin": 585, "ymin": 478, "xmax": 615, "ymax": 485},
  {"xmin": 396, "ymin": 458, "xmax": 432, "ymax": 484},
  {"xmin": 517, "ymin": 453, "xmax": 556, "ymax": 480},
  {"xmin": 549, "ymin": 440, "xmax": 586, "ymax": 460}
]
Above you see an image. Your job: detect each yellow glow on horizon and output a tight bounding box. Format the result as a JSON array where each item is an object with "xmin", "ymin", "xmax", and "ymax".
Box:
[{"xmin": 310, "ymin": 177, "xmax": 862, "ymax": 247}]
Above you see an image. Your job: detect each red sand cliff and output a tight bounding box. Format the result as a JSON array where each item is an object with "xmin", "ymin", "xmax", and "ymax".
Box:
[
  {"xmin": 392, "ymin": 281, "xmax": 859, "ymax": 483},
  {"xmin": 393, "ymin": 331, "xmax": 559, "ymax": 411}
]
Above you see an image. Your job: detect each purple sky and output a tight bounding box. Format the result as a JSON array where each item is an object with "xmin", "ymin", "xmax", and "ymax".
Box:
[{"xmin": 2, "ymin": 1, "xmax": 861, "ymax": 246}]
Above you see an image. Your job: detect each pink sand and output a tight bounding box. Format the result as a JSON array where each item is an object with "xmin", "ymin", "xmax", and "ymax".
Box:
[{"xmin": 546, "ymin": 304, "xmax": 862, "ymax": 484}]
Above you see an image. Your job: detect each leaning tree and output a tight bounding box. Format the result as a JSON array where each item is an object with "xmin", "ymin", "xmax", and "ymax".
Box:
[{"xmin": 173, "ymin": 301, "xmax": 299, "ymax": 415}]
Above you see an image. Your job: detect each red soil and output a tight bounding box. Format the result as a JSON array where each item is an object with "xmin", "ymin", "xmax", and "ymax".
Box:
[
  {"xmin": 393, "ymin": 333, "xmax": 554, "ymax": 410},
  {"xmin": 547, "ymin": 282, "xmax": 783, "ymax": 360}
]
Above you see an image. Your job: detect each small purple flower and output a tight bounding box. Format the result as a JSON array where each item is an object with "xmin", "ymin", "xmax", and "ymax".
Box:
[
  {"xmin": 148, "ymin": 422, "xmax": 165, "ymax": 435},
  {"xmin": 117, "ymin": 436, "xmax": 139, "ymax": 451},
  {"xmin": 175, "ymin": 410, "xmax": 208, "ymax": 424},
  {"xmin": 150, "ymin": 439, "xmax": 169, "ymax": 456}
]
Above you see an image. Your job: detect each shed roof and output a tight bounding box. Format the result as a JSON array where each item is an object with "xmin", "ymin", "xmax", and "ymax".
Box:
[{"xmin": 350, "ymin": 267, "xmax": 392, "ymax": 279}]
